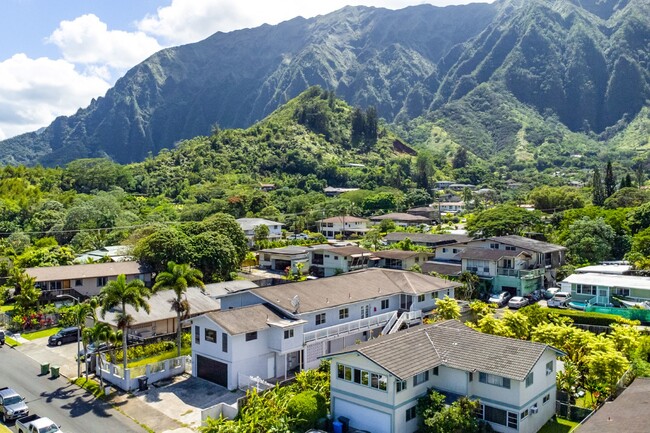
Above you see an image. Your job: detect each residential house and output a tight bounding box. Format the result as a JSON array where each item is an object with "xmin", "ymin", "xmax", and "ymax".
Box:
[
  {"xmin": 406, "ymin": 207, "xmax": 439, "ymax": 222},
  {"xmin": 258, "ymin": 246, "xmax": 311, "ymax": 273},
  {"xmin": 202, "ymin": 280, "xmax": 259, "ymax": 299},
  {"xmin": 560, "ymin": 273, "xmax": 650, "ymax": 304},
  {"xmin": 97, "ymin": 286, "xmax": 220, "ymax": 339},
  {"xmin": 310, "ymin": 245, "xmax": 372, "ymax": 277},
  {"xmin": 577, "ymin": 377, "xmax": 650, "ymax": 433},
  {"xmin": 434, "ymin": 180, "xmax": 454, "ymax": 190},
  {"xmin": 420, "ymin": 261, "xmax": 462, "ymax": 277},
  {"xmin": 327, "ymin": 320, "xmax": 560, "ymax": 433},
  {"xmin": 370, "ymin": 213, "xmax": 431, "ymax": 227},
  {"xmin": 74, "ymin": 245, "xmax": 132, "ymax": 263},
  {"xmin": 25, "ymin": 261, "xmax": 152, "ymax": 298},
  {"xmin": 574, "ymin": 263, "xmax": 631, "ymax": 275},
  {"xmin": 236, "ymin": 218, "xmax": 283, "ymax": 246},
  {"xmin": 438, "ymin": 201, "xmax": 465, "ymax": 214},
  {"xmin": 190, "ymin": 268, "xmax": 460, "ymax": 389},
  {"xmin": 433, "ymin": 235, "xmax": 566, "ymax": 295},
  {"xmin": 449, "ymin": 183, "xmax": 476, "ymax": 191},
  {"xmin": 316, "ymin": 216, "xmax": 369, "ymax": 239},
  {"xmin": 324, "ymin": 186, "xmax": 360, "ymax": 197},
  {"xmin": 259, "ymin": 183, "xmax": 276, "ymax": 192},
  {"xmin": 384, "ymin": 233, "xmax": 470, "ymax": 249},
  {"xmin": 371, "ymin": 250, "xmax": 432, "ymax": 271}
]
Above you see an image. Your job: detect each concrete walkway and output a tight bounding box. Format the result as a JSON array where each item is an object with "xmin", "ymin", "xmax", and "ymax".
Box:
[{"xmin": 9, "ymin": 334, "xmax": 239, "ymax": 433}]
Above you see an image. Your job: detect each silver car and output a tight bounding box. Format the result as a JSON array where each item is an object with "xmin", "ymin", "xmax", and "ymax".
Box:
[
  {"xmin": 508, "ymin": 296, "xmax": 529, "ymax": 309},
  {"xmin": 548, "ymin": 292, "xmax": 571, "ymax": 308}
]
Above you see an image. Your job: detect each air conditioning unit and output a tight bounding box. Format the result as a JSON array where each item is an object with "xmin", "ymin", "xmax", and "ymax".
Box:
[{"xmin": 530, "ymin": 404, "xmax": 539, "ymax": 414}]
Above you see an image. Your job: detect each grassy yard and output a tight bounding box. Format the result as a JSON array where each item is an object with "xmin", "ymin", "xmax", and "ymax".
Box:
[
  {"xmin": 575, "ymin": 391, "xmax": 597, "ymax": 409},
  {"xmin": 538, "ymin": 417, "xmax": 579, "ymax": 433},
  {"xmin": 72, "ymin": 377, "xmax": 106, "ymax": 398},
  {"xmin": 5, "ymin": 336, "xmax": 21, "ymax": 347},
  {"xmin": 21, "ymin": 327, "xmax": 62, "ymax": 340},
  {"xmin": 128, "ymin": 346, "xmax": 191, "ymax": 368}
]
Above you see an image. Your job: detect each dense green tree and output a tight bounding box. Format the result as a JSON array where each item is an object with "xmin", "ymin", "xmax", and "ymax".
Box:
[
  {"xmin": 418, "ymin": 389, "xmax": 482, "ymax": 433},
  {"xmin": 466, "ymin": 205, "xmax": 542, "ymax": 237},
  {"xmin": 604, "ymin": 161, "xmax": 616, "ymax": 198},
  {"xmin": 528, "ymin": 186, "xmax": 584, "ymax": 213},
  {"xmin": 63, "ymin": 158, "xmax": 133, "ymax": 194},
  {"xmin": 153, "ymin": 262, "xmax": 204, "ymax": 356},
  {"xmin": 405, "ymin": 189, "xmax": 432, "ymax": 208},
  {"xmin": 133, "ymin": 227, "xmax": 192, "ymax": 273},
  {"xmin": 629, "ymin": 227, "xmax": 650, "ymax": 257},
  {"xmin": 432, "ymin": 296, "xmax": 460, "ymax": 321},
  {"xmin": 416, "ymin": 151, "xmax": 435, "ymax": 190},
  {"xmin": 452, "ymin": 147, "xmax": 468, "ymax": 169},
  {"xmin": 627, "ymin": 202, "xmax": 650, "ymax": 234},
  {"xmin": 254, "ymin": 224, "xmax": 270, "ymax": 244},
  {"xmin": 604, "ymin": 187, "xmax": 650, "ymax": 209},
  {"xmin": 190, "ymin": 232, "xmax": 239, "ymax": 281},
  {"xmin": 100, "ymin": 274, "xmax": 151, "ymax": 370},
  {"xmin": 71, "ymin": 299, "xmax": 98, "ymax": 378},
  {"xmin": 559, "ymin": 217, "xmax": 616, "ymax": 263},
  {"xmin": 592, "ymin": 168, "xmax": 605, "ymax": 206}
]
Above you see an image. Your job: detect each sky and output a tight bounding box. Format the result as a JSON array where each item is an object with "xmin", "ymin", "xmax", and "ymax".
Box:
[{"xmin": 0, "ymin": 0, "xmax": 493, "ymax": 140}]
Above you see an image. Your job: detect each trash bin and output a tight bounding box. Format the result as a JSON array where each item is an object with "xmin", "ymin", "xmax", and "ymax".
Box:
[
  {"xmin": 40, "ymin": 362, "xmax": 50, "ymax": 375},
  {"xmin": 137, "ymin": 376, "xmax": 148, "ymax": 391},
  {"xmin": 338, "ymin": 416, "xmax": 350, "ymax": 433},
  {"xmin": 50, "ymin": 365, "xmax": 60, "ymax": 379},
  {"xmin": 332, "ymin": 421, "xmax": 343, "ymax": 433}
]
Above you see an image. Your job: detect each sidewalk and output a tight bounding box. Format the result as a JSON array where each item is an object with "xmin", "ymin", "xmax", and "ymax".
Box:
[{"xmin": 12, "ymin": 335, "xmax": 196, "ymax": 433}]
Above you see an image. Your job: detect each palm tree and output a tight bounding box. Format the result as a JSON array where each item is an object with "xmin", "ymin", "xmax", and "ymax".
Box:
[
  {"xmin": 72, "ymin": 299, "xmax": 98, "ymax": 378},
  {"xmin": 87, "ymin": 322, "xmax": 114, "ymax": 393},
  {"xmin": 100, "ymin": 274, "xmax": 151, "ymax": 371},
  {"xmin": 153, "ymin": 262, "xmax": 204, "ymax": 356}
]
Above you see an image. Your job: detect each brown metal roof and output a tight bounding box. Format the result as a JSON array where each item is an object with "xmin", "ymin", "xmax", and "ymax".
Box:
[
  {"xmin": 252, "ymin": 268, "xmax": 460, "ymax": 314},
  {"xmin": 25, "ymin": 261, "xmax": 146, "ymax": 282},
  {"xmin": 332, "ymin": 320, "xmax": 554, "ymax": 381},
  {"xmin": 204, "ymin": 304, "xmax": 286, "ymax": 335}
]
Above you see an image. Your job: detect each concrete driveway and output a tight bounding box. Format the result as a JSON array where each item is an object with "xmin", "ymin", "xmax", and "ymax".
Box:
[
  {"xmin": 14, "ymin": 334, "xmax": 81, "ymax": 378},
  {"xmin": 136, "ymin": 374, "xmax": 244, "ymax": 430}
]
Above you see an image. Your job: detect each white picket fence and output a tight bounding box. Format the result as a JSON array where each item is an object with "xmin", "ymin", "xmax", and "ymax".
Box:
[{"xmin": 97, "ymin": 355, "xmax": 189, "ymax": 392}]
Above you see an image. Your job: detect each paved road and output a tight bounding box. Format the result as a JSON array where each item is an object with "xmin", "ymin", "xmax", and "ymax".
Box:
[{"xmin": 0, "ymin": 345, "xmax": 146, "ymax": 433}]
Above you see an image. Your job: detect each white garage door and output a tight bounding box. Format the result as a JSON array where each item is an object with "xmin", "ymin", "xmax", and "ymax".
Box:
[{"xmin": 334, "ymin": 397, "xmax": 391, "ymax": 433}]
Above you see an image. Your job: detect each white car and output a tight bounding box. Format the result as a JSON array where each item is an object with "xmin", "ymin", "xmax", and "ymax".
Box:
[
  {"xmin": 544, "ymin": 287, "xmax": 561, "ymax": 300},
  {"xmin": 508, "ymin": 296, "xmax": 529, "ymax": 309},
  {"xmin": 547, "ymin": 292, "xmax": 572, "ymax": 308}
]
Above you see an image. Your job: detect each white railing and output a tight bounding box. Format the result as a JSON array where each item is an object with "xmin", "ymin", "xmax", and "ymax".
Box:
[
  {"xmin": 389, "ymin": 310, "xmax": 423, "ymax": 334},
  {"xmin": 238, "ymin": 373, "xmax": 273, "ymax": 392},
  {"xmin": 303, "ymin": 311, "xmax": 396, "ymax": 343},
  {"xmin": 98, "ymin": 355, "xmax": 187, "ymax": 392},
  {"xmin": 389, "ymin": 313, "xmax": 407, "ymax": 334},
  {"xmin": 381, "ymin": 311, "xmax": 399, "ymax": 335}
]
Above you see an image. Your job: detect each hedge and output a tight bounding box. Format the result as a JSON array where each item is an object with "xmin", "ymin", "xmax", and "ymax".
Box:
[{"xmin": 548, "ymin": 309, "xmax": 621, "ymax": 327}]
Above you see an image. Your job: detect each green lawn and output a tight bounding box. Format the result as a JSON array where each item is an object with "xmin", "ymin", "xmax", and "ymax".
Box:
[
  {"xmin": 0, "ymin": 304, "xmax": 14, "ymax": 312},
  {"xmin": 72, "ymin": 377, "xmax": 106, "ymax": 398},
  {"xmin": 538, "ymin": 417, "xmax": 579, "ymax": 433},
  {"xmin": 575, "ymin": 391, "xmax": 597, "ymax": 409},
  {"xmin": 128, "ymin": 346, "xmax": 191, "ymax": 368},
  {"xmin": 21, "ymin": 327, "xmax": 62, "ymax": 340}
]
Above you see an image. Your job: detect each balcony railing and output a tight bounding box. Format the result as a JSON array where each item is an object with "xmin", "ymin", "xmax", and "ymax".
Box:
[
  {"xmin": 304, "ymin": 311, "xmax": 396, "ymax": 344},
  {"xmin": 496, "ymin": 268, "xmax": 544, "ymax": 279}
]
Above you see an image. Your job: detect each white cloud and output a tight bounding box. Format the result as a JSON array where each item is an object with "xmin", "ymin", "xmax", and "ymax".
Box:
[
  {"xmin": 47, "ymin": 14, "xmax": 162, "ymax": 69},
  {"xmin": 0, "ymin": 54, "xmax": 110, "ymax": 138},
  {"xmin": 138, "ymin": 0, "xmax": 492, "ymax": 45}
]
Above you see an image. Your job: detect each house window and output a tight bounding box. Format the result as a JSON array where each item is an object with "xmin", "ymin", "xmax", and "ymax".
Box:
[
  {"xmin": 338, "ymin": 363, "xmax": 386, "ymax": 391},
  {"xmin": 543, "ymin": 394, "xmax": 550, "ymax": 404},
  {"xmin": 546, "ymin": 360, "xmax": 554, "ymax": 376},
  {"xmin": 442, "ymin": 248, "xmax": 447, "ymax": 253},
  {"xmin": 75, "ymin": 279, "xmax": 83, "ymax": 287},
  {"xmin": 396, "ymin": 380, "xmax": 407, "ymax": 392},
  {"xmin": 505, "ymin": 245, "xmax": 516, "ymax": 251},
  {"xmin": 325, "ymin": 254, "xmax": 330, "ymax": 258},
  {"xmin": 406, "ymin": 406, "xmax": 417, "ymax": 422},
  {"xmin": 339, "ymin": 308, "xmax": 349, "ymax": 320},
  {"xmin": 381, "ymin": 299, "xmax": 389, "ymax": 310},
  {"xmin": 577, "ymin": 284, "xmax": 597, "ymax": 295},
  {"xmin": 417, "ymin": 294, "xmax": 425, "ymax": 302},
  {"xmin": 205, "ymin": 329, "xmax": 217, "ymax": 343},
  {"xmin": 613, "ymin": 287, "xmax": 630, "ymax": 297},
  {"xmin": 507, "ymin": 412, "xmax": 518, "ymax": 429},
  {"xmin": 194, "ymin": 326, "xmax": 200, "ymax": 344},
  {"xmin": 264, "ymin": 254, "xmax": 271, "ymax": 261},
  {"xmin": 432, "ymin": 366, "xmax": 439, "ymax": 376},
  {"xmin": 525, "ymin": 372, "xmax": 534, "ymax": 387},
  {"xmin": 490, "ymin": 243, "xmax": 499, "ymax": 249},
  {"xmin": 315, "ymin": 313, "xmax": 326, "ymax": 325},
  {"xmin": 521, "ymin": 409, "xmax": 529, "ymax": 419},
  {"xmin": 452, "ymin": 248, "xmax": 459, "ymax": 254},
  {"xmin": 371, "ymin": 373, "xmax": 387, "ymax": 391},
  {"xmin": 222, "ymin": 333, "xmax": 228, "ymax": 352},
  {"xmin": 479, "ymin": 372, "xmax": 510, "ymax": 389},
  {"xmin": 468, "ymin": 372, "xmax": 473, "ymax": 382},
  {"xmin": 97, "ymin": 277, "xmax": 108, "ymax": 287},
  {"xmin": 245, "ymin": 331, "xmax": 257, "ymax": 341},
  {"xmin": 413, "ymin": 371, "xmax": 429, "ymax": 386},
  {"xmin": 284, "ymin": 329, "xmax": 294, "ymax": 339}
]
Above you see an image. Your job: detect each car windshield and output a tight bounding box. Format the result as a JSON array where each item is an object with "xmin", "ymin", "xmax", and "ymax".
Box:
[
  {"xmin": 4, "ymin": 395, "xmax": 22, "ymax": 405},
  {"xmin": 40, "ymin": 424, "xmax": 60, "ymax": 433}
]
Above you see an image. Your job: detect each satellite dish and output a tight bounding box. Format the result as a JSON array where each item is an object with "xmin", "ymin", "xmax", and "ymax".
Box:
[{"xmin": 291, "ymin": 295, "xmax": 300, "ymax": 312}]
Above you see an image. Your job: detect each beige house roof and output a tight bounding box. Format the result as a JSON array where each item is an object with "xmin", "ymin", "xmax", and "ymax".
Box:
[
  {"xmin": 370, "ymin": 213, "xmax": 430, "ymax": 222},
  {"xmin": 204, "ymin": 304, "xmax": 289, "ymax": 335},
  {"xmin": 25, "ymin": 261, "xmax": 146, "ymax": 282},
  {"xmin": 317, "ymin": 216, "xmax": 368, "ymax": 224},
  {"xmin": 331, "ymin": 320, "xmax": 559, "ymax": 381},
  {"xmin": 98, "ymin": 286, "xmax": 220, "ymax": 327},
  {"xmin": 251, "ymin": 268, "xmax": 460, "ymax": 314}
]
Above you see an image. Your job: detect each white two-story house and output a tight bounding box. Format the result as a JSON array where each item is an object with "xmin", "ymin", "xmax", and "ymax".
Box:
[
  {"xmin": 327, "ymin": 320, "xmax": 561, "ymax": 433},
  {"xmin": 190, "ymin": 268, "xmax": 460, "ymax": 390},
  {"xmin": 310, "ymin": 245, "xmax": 373, "ymax": 277},
  {"xmin": 236, "ymin": 218, "xmax": 283, "ymax": 246},
  {"xmin": 317, "ymin": 216, "xmax": 369, "ymax": 239}
]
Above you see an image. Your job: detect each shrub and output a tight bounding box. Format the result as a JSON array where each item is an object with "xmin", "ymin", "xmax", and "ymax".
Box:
[
  {"xmin": 288, "ymin": 390, "xmax": 327, "ymax": 431},
  {"xmin": 549, "ymin": 309, "xmax": 620, "ymax": 327}
]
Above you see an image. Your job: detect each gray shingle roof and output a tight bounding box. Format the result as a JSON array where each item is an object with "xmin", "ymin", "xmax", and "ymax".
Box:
[
  {"xmin": 489, "ymin": 235, "xmax": 566, "ymax": 253},
  {"xmin": 252, "ymin": 268, "xmax": 460, "ymax": 314},
  {"xmin": 371, "ymin": 250, "xmax": 424, "ymax": 259},
  {"xmin": 384, "ymin": 233, "xmax": 471, "ymax": 245},
  {"xmin": 459, "ymin": 247, "xmax": 524, "ymax": 261},
  {"xmin": 204, "ymin": 304, "xmax": 286, "ymax": 335},
  {"xmin": 370, "ymin": 213, "xmax": 431, "ymax": 222},
  {"xmin": 26, "ymin": 261, "xmax": 146, "ymax": 282},
  {"xmin": 333, "ymin": 320, "xmax": 554, "ymax": 381},
  {"xmin": 421, "ymin": 261, "xmax": 462, "ymax": 276}
]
